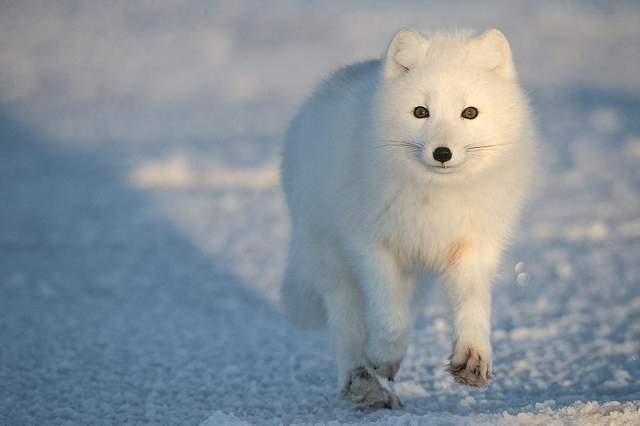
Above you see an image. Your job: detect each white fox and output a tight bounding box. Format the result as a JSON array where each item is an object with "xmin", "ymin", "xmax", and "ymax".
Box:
[{"xmin": 281, "ymin": 29, "xmax": 536, "ymax": 409}]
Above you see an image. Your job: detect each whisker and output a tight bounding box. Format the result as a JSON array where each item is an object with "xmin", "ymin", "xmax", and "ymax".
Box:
[
  {"xmin": 374, "ymin": 143, "xmax": 419, "ymax": 148},
  {"xmin": 373, "ymin": 139, "xmax": 425, "ymax": 152},
  {"xmin": 377, "ymin": 139, "xmax": 423, "ymax": 146},
  {"xmin": 464, "ymin": 142, "xmax": 516, "ymax": 150},
  {"xmin": 466, "ymin": 148, "xmax": 498, "ymax": 152}
]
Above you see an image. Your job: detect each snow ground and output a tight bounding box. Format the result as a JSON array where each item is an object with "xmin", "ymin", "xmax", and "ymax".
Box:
[{"xmin": 1, "ymin": 1, "xmax": 639, "ymax": 424}]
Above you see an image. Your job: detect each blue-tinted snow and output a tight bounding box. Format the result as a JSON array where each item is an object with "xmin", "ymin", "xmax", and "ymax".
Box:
[{"xmin": 0, "ymin": 1, "xmax": 639, "ymax": 424}]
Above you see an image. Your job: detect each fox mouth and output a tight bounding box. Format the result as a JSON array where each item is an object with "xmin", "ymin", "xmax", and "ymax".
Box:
[
  {"xmin": 413, "ymin": 152, "xmax": 465, "ymax": 175},
  {"xmin": 429, "ymin": 164, "xmax": 460, "ymax": 174}
]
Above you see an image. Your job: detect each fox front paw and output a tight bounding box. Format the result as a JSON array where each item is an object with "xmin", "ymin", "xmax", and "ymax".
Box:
[
  {"xmin": 448, "ymin": 345, "xmax": 492, "ymax": 387},
  {"xmin": 365, "ymin": 335, "xmax": 407, "ymax": 381},
  {"xmin": 340, "ymin": 367, "xmax": 403, "ymax": 410}
]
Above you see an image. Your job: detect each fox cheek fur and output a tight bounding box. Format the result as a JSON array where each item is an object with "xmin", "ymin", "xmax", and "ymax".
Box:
[{"xmin": 281, "ymin": 28, "xmax": 536, "ymax": 409}]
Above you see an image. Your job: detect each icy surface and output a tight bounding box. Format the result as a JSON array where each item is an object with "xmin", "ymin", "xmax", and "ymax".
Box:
[{"xmin": 1, "ymin": 1, "xmax": 639, "ymax": 424}]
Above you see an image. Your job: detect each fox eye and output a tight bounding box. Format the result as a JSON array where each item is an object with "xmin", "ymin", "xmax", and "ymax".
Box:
[
  {"xmin": 413, "ymin": 106, "xmax": 430, "ymax": 119},
  {"xmin": 461, "ymin": 106, "xmax": 478, "ymax": 119}
]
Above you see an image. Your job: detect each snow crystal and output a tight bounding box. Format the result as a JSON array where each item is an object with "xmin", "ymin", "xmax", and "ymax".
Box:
[{"xmin": 516, "ymin": 272, "xmax": 530, "ymax": 287}]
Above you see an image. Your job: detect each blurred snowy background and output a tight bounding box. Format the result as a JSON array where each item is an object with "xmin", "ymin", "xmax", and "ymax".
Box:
[{"xmin": 1, "ymin": 1, "xmax": 639, "ymax": 424}]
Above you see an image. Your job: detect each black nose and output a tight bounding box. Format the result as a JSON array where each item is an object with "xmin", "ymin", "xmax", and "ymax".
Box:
[{"xmin": 432, "ymin": 147, "xmax": 452, "ymax": 163}]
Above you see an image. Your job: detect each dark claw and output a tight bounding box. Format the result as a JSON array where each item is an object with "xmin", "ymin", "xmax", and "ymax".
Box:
[
  {"xmin": 473, "ymin": 367, "xmax": 481, "ymax": 377},
  {"xmin": 356, "ymin": 368, "xmax": 371, "ymax": 380},
  {"xmin": 388, "ymin": 376, "xmax": 394, "ymax": 382},
  {"xmin": 447, "ymin": 363, "xmax": 465, "ymax": 374}
]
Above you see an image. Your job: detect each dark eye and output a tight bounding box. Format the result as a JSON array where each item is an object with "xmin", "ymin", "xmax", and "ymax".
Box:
[
  {"xmin": 461, "ymin": 106, "xmax": 478, "ymax": 120},
  {"xmin": 413, "ymin": 106, "xmax": 429, "ymax": 119}
]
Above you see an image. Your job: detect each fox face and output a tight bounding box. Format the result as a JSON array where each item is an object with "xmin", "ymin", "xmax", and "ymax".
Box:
[{"xmin": 373, "ymin": 30, "xmax": 531, "ymax": 184}]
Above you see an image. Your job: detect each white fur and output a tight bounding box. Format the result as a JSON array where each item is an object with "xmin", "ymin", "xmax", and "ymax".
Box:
[{"xmin": 280, "ymin": 29, "xmax": 536, "ymax": 397}]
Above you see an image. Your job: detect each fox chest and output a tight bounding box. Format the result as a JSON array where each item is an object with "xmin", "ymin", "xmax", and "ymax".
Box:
[{"xmin": 377, "ymin": 194, "xmax": 486, "ymax": 268}]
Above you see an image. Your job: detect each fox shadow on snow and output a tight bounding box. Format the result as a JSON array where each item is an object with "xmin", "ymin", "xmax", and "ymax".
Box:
[{"xmin": 0, "ymin": 111, "xmax": 336, "ymax": 424}]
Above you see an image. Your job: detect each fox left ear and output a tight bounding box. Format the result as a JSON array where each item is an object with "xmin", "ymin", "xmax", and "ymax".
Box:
[{"xmin": 472, "ymin": 29, "xmax": 516, "ymax": 79}]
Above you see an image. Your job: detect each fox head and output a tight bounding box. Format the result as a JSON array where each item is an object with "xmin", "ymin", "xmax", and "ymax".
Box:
[{"xmin": 373, "ymin": 29, "xmax": 534, "ymax": 184}]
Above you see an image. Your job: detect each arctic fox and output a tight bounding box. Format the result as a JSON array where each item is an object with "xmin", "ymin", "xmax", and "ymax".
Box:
[{"xmin": 281, "ymin": 29, "xmax": 536, "ymax": 409}]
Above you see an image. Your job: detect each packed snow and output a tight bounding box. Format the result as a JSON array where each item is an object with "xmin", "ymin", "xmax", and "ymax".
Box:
[{"xmin": 1, "ymin": 1, "xmax": 639, "ymax": 424}]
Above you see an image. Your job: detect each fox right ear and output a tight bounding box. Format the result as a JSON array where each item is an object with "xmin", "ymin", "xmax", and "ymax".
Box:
[
  {"xmin": 383, "ymin": 30, "xmax": 428, "ymax": 79},
  {"xmin": 472, "ymin": 29, "xmax": 516, "ymax": 79}
]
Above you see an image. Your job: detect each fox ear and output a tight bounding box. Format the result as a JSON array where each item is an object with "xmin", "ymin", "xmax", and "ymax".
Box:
[
  {"xmin": 383, "ymin": 30, "xmax": 429, "ymax": 79},
  {"xmin": 472, "ymin": 29, "xmax": 516, "ymax": 79}
]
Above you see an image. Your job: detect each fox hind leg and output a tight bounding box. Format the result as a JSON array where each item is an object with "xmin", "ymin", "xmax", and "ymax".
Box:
[{"xmin": 281, "ymin": 251, "xmax": 327, "ymax": 329}]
